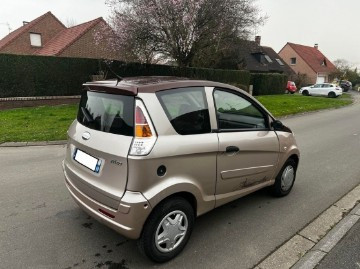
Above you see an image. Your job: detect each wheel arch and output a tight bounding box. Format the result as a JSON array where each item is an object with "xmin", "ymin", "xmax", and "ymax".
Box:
[{"xmin": 288, "ymin": 154, "xmax": 299, "ymax": 169}]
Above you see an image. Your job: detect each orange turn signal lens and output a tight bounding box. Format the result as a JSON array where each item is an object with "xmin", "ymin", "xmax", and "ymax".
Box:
[{"xmin": 136, "ymin": 125, "xmax": 152, "ymax": 137}]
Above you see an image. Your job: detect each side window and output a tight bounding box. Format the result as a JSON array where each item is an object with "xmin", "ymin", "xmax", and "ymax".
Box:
[
  {"xmin": 156, "ymin": 87, "xmax": 211, "ymax": 135},
  {"xmin": 214, "ymin": 89, "xmax": 267, "ymax": 130}
]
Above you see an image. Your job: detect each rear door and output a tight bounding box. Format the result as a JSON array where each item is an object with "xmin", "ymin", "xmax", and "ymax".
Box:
[
  {"xmin": 320, "ymin": 84, "xmax": 331, "ymax": 96},
  {"xmin": 212, "ymin": 88, "xmax": 279, "ymax": 206},
  {"xmin": 64, "ymin": 90, "xmax": 134, "ymax": 209}
]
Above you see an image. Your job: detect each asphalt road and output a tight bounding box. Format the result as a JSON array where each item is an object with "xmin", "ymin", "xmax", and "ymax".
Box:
[{"xmin": 1, "ymin": 93, "xmax": 360, "ymax": 269}]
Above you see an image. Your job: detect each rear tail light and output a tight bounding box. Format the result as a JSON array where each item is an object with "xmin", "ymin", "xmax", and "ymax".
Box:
[{"xmin": 129, "ymin": 99, "xmax": 157, "ymax": 156}]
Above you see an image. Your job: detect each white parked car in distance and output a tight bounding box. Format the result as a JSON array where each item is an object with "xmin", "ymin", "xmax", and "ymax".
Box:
[{"xmin": 299, "ymin": 83, "xmax": 342, "ymax": 98}]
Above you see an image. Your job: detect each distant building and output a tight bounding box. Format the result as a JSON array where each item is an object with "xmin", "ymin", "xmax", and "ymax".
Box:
[
  {"xmin": 279, "ymin": 42, "xmax": 337, "ymax": 84},
  {"xmin": 237, "ymin": 36, "xmax": 295, "ymax": 76},
  {"xmin": 0, "ymin": 11, "xmax": 115, "ymax": 59}
]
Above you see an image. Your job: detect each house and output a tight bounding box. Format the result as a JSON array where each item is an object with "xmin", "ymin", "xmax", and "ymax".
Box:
[
  {"xmin": 279, "ymin": 42, "xmax": 337, "ymax": 84},
  {"xmin": 0, "ymin": 11, "xmax": 115, "ymax": 59},
  {"xmin": 236, "ymin": 36, "xmax": 295, "ymax": 76}
]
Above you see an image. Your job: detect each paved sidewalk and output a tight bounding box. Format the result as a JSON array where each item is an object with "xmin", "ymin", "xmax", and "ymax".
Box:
[
  {"xmin": 291, "ymin": 203, "xmax": 360, "ymax": 269},
  {"xmin": 316, "ymin": 219, "xmax": 360, "ymax": 269}
]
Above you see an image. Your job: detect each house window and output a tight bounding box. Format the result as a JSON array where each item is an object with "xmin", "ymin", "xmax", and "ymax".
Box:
[
  {"xmin": 30, "ymin": 33, "xmax": 42, "ymax": 47},
  {"xmin": 275, "ymin": 58, "xmax": 284, "ymax": 66},
  {"xmin": 290, "ymin": 57, "xmax": 296, "ymax": 65},
  {"xmin": 264, "ymin": 55, "xmax": 273, "ymax": 63}
]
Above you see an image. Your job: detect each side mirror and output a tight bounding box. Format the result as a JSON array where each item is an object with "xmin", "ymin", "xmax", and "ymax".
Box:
[{"xmin": 272, "ymin": 120, "xmax": 283, "ymax": 130}]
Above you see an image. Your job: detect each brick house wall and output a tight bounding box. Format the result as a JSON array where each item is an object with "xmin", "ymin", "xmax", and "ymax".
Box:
[
  {"xmin": 279, "ymin": 45, "xmax": 317, "ymax": 84},
  {"xmin": 58, "ymin": 22, "xmax": 117, "ymax": 60},
  {"xmin": 0, "ymin": 14, "xmax": 65, "ymax": 55}
]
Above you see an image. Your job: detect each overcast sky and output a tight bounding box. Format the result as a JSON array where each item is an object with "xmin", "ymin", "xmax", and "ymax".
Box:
[
  {"xmin": 0, "ymin": 0, "xmax": 358, "ymax": 67},
  {"xmin": 256, "ymin": 0, "xmax": 360, "ymax": 67}
]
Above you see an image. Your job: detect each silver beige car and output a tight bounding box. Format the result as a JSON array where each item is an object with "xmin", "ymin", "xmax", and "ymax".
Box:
[{"xmin": 63, "ymin": 77, "xmax": 300, "ymax": 262}]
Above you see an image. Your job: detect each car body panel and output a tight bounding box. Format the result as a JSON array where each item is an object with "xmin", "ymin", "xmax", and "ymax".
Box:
[
  {"xmin": 64, "ymin": 121, "xmax": 132, "ymax": 209},
  {"xmin": 63, "ymin": 77, "xmax": 300, "ymax": 241},
  {"xmin": 215, "ymin": 131, "xmax": 279, "ymax": 196},
  {"xmin": 126, "ymin": 133, "xmax": 218, "ymax": 216}
]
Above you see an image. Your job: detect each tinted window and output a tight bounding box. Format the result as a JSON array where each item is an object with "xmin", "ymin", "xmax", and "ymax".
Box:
[
  {"xmin": 77, "ymin": 91, "xmax": 134, "ymax": 136},
  {"xmin": 214, "ymin": 89, "xmax": 266, "ymax": 130},
  {"xmin": 156, "ymin": 87, "xmax": 211, "ymax": 135}
]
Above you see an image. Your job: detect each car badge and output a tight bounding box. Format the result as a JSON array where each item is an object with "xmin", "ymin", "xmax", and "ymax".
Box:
[{"xmin": 82, "ymin": 131, "xmax": 91, "ymax": 140}]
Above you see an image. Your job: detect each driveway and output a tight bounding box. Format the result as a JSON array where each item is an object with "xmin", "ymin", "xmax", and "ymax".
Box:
[{"xmin": 1, "ymin": 93, "xmax": 360, "ymax": 269}]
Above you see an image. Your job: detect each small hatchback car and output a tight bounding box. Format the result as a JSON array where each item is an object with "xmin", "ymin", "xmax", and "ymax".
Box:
[
  {"xmin": 63, "ymin": 77, "xmax": 300, "ymax": 262},
  {"xmin": 286, "ymin": 81, "xmax": 297, "ymax": 94}
]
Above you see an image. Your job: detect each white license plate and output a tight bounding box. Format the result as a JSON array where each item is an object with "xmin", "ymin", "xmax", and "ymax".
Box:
[{"xmin": 74, "ymin": 149, "xmax": 101, "ymax": 173}]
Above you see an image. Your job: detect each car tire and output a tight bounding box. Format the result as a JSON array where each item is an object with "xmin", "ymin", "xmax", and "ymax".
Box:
[
  {"xmin": 302, "ymin": 90, "xmax": 309, "ymax": 96},
  {"xmin": 271, "ymin": 159, "xmax": 297, "ymax": 197},
  {"xmin": 328, "ymin": 92, "xmax": 336, "ymax": 98},
  {"xmin": 137, "ymin": 197, "xmax": 195, "ymax": 263},
  {"xmin": 290, "ymin": 91, "xmax": 295, "ymax": 94}
]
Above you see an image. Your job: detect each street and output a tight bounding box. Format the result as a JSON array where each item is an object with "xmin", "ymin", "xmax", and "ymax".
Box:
[{"xmin": 1, "ymin": 97, "xmax": 360, "ymax": 269}]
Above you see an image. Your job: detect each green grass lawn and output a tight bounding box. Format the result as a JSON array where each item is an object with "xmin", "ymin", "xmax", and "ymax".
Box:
[
  {"xmin": 0, "ymin": 93, "xmax": 353, "ymax": 143},
  {"xmin": 256, "ymin": 93, "xmax": 352, "ymax": 117},
  {"xmin": 0, "ymin": 104, "xmax": 77, "ymax": 143}
]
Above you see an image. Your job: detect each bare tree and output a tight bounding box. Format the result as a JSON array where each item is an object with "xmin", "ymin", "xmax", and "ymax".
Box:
[
  {"xmin": 100, "ymin": 0, "xmax": 266, "ymax": 66},
  {"xmin": 65, "ymin": 17, "xmax": 77, "ymax": 27}
]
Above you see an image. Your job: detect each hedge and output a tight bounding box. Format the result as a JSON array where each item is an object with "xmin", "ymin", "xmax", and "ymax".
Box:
[
  {"xmin": 111, "ymin": 62, "xmax": 251, "ymax": 87},
  {"xmin": 0, "ymin": 54, "xmax": 100, "ymax": 97},
  {"xmin": 0, "ymin": 54, "xmax": 286, "ymax": 98},
  {"xmin": 0, "ymin": 54, "xmax": 251, "ymax": 98},
  {"xmin": 250, "ymin": 73, "xmax": 288, "ymax": 96}
]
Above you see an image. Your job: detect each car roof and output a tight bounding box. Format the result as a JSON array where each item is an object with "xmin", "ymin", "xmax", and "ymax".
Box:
[{"xmin": 83, "ymin": 76, "xmax": 243, "ymax": 96}]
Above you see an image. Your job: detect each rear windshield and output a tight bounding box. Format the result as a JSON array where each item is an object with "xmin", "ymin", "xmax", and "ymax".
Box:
[{"xmin": 77, "ymin": 91, "xmax": 134, "ymax": 136}]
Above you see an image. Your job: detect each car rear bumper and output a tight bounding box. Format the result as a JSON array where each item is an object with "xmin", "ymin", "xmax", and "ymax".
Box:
[{"xmin": 63, "ymin": 161, "xmax": 152, "ymax": 239}]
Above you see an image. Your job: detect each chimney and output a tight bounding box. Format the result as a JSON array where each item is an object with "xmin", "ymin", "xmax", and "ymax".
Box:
[
  {"xmin": 314, "ymin": 43, "xmax": 319, "ymax": 49},
  {"xmin": 255, "ymin": 36, "xmax": 261, "ymax": 46},
  {"xmin": 23, "ymin": 21, "xmax": 29, "ymax": 26}
]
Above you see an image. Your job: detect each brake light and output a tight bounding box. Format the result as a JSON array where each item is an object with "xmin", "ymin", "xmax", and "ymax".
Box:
[
  {"xmin": 135, "ymin": 106, "xmax": 152, "ymax": 137},
  {"xmin": 129, "ymin": 100, "xmax": 157, "ymax": 156}
]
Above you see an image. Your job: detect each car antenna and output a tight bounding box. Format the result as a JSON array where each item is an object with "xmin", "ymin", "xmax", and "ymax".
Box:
[{"xmin": 103, "ymin": 60, "xmax": 123, "ymax": 85}]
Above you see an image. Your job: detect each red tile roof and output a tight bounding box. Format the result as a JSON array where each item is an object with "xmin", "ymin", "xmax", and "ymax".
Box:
[
  {"xmin": 286, "ymin": 43, "xmax": 337, "ymax": 73},
  {"xmin": 35, "ymin": 18, "xmax": 104, "ymax": 56},
  {"xmin": 0, "ymin": 12, "xmax": 65, "ymax": 50}
]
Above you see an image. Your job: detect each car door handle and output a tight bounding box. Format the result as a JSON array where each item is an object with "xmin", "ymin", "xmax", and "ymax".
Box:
[{"xmin": 226, "ymin": 146, "xmax": 240, "ymax": 153}]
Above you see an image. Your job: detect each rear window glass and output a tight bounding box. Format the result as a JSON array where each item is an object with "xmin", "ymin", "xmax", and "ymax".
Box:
[
  {"xmin": 77, "ymin": 91, "xmax": 134, "ymax": 136},
  {"xmin": 156, "ymin": 87, "xmax": 211, "ymax": 135}
]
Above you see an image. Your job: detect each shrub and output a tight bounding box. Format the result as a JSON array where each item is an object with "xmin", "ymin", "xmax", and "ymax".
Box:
[
  {"xmin": 0, "ymin": 54, "xmax": 251, "ymax": 98},
  {"xmin": 110, "ymin": 61, "xmax": 251, "ymax": 85},
  {"xmin": 250, "ymin": 73, "xmax": 288, "ymax": 95},
  {"xmin": 0, "ymin": 54, "xmax": 100, "ymax": 97}
]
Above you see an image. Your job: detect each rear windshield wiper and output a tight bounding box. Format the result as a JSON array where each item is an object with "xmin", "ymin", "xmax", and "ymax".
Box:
[{"xmin": 80, "ymin": 107, "xmax": 94, "ymax": 122}]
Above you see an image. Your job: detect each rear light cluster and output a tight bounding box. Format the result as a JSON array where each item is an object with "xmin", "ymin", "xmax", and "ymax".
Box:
[{"xmin": 129, "ymin": 99, "xmax": 157, "ymax": 156}]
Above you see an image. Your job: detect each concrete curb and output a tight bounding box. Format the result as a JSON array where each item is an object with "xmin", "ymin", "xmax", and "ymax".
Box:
[
  {"xmin": 0, "ymin": 140, "xmax": 67, "ymax": 147},
  {"xmin": 292, "ymin": 204, "xmax": 360, "ymax": 269},
  {"xmin": 254, "ymin": 184, "xmax": 360, "ymax": 269}
]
